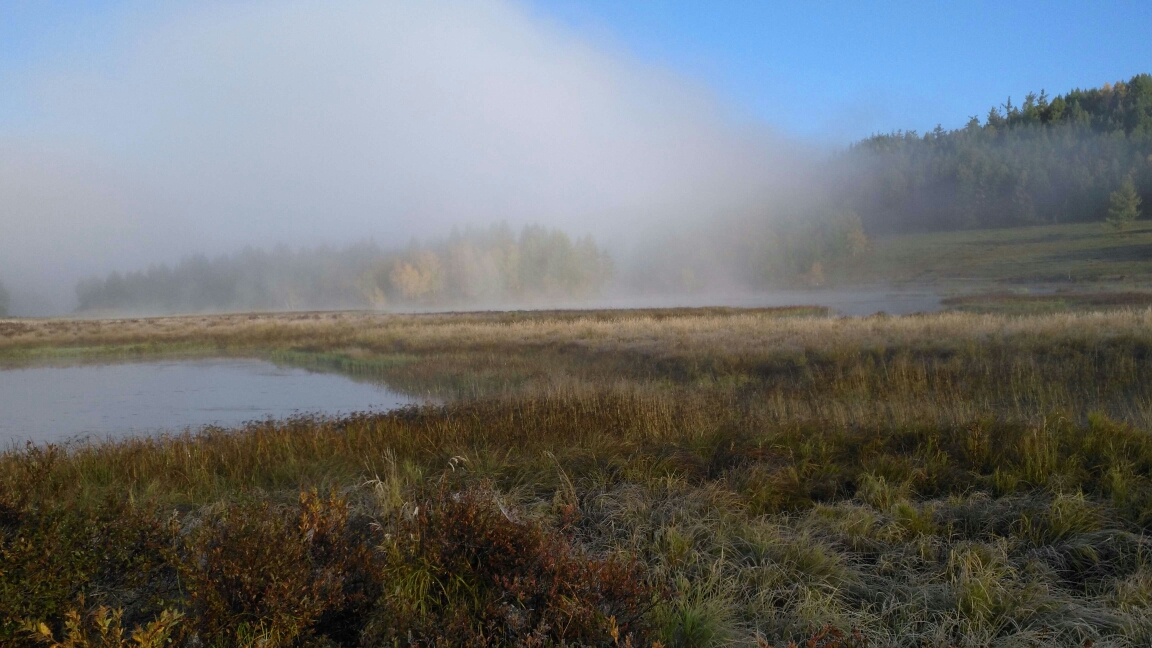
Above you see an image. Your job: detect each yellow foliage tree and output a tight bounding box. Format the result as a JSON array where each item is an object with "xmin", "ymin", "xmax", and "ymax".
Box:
[{"xmin": 389, "ymin": 250, "xmax": 444, "ymax": 301}]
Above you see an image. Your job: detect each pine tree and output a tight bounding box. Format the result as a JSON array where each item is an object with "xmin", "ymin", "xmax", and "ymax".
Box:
[{"xmin": 1105, "ymin": 177, "xmax": 1143, "ymax": 232}]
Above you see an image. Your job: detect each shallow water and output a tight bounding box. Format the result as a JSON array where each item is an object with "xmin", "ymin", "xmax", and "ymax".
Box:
[{"xmin": 0, "ymin": 359, "xmax": 417, "ymax": 446}]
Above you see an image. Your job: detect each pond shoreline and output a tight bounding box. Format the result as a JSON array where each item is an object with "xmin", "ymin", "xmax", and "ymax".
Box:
[{"xmin": 0, "ymin": 358, "xmax": 419, "ymax": 446}]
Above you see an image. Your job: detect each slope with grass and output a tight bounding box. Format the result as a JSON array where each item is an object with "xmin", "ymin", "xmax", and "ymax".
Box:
[{"xmin": 828, "ymin": 220, "xmax": 1152, "ymax": 288}]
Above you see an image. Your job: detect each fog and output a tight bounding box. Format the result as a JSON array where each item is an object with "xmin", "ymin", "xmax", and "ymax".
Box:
[{"xmin": 1, "ymin": 0, "xmax": 813, "ymax": 314}]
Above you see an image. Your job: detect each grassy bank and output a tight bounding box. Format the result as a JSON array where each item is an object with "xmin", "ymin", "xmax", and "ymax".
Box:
[
  {"xmin": 4, "ymin": 306, "xmax": 1152, "ymax": 646},
  {"xmin": 827, "ymin": 220, "xmax": 1152, "ymax": 288},
  {"xmin": 943, "ymin": 291, "xmax": 1152, "ymax": 315}
]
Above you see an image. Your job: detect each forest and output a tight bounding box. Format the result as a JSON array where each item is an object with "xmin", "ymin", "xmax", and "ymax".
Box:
[
  {"xmin": 72, "ymin": 214, "xmax": 869, "ymax": 313},
  {"xmin": 838, "ymin": 73, "xmax": 1152, "ymax": 232},
  {"xmin": 74, "ymin": 224, "xmax": 614, "ymax": 313}
]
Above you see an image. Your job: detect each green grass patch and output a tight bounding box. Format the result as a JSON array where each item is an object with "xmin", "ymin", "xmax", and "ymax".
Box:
[
  {"xmin": 267, "ymin": 349, "xmax": 419, "ymax": 379},
  {"xmin": 943, "ymin": 291, "xmax": 1152, "ymax": 314},
  {"xmin": 830, "ymin": 220, "xmax": 1152, "ymax": 287},
  {"xmin": 0, "ymin": 341, "xmax": 224, "ymax": 367}
]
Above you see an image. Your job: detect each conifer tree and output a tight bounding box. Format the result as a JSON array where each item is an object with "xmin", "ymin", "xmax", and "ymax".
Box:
[{"xmin": 1105, "ymin": 177, "xmax": 1143, "ymax": 232}]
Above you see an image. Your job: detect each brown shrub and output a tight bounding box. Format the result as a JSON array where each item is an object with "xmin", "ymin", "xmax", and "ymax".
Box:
[
  {"xmin": 172, "ymin": 489, "xmax": 381, "ymax": 646},
  {"xmin": 0, "ymin": 447, "xmax": 170, "ymax": 643},
  {"xmin": 367, "ymin": 482, "xmax": 655, "ymax": 647}
]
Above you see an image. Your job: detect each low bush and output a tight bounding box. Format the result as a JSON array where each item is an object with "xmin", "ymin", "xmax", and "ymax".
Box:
[
  {"xmin": 6, "ymin": 479, "xmax": 655, "ymax": 647},
  {"xmin": 367, "ymin": 481, "xmax": 654, "ymax": 647},
  {"xmin": 171, "ymin": 489, "xmax": 382, "ymax": 646}
]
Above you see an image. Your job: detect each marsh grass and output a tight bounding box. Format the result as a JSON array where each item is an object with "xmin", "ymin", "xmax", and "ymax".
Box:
[
  {"xmin": 4, "ymin": 306, "xmax": 1152, "ymax": 646},
  {"xmin": 943, "ymin": 291, "xmax": 1152, "ymax": 315}
]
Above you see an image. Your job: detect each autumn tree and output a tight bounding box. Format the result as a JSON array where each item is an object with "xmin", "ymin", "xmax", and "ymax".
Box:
[{"xmin": 389, "ymin": 250, "xmax": 445, "ymax": 301}]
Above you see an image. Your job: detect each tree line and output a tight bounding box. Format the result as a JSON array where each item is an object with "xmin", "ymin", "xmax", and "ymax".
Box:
[
  {"xmin": 625, "ymin": 207, "xmax": 869, "ymax": 293},
  {"xmin": 74, "ymin": 211, "xmax": 870, "ymax": 314},
  {"xmin": 838, "ymin": 73, "xmax": 1152, "ymax": 232},
  {"xmin": 75, "ymin": 224, "xmax": 613, "ymax": 313}
]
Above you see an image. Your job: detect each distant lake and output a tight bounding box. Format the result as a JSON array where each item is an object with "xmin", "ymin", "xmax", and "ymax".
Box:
[{"xmin": 0, "ymin": 359, "xmax": 418, "ymax": 446}]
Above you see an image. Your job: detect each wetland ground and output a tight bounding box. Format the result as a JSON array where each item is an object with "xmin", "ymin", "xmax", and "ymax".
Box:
[{"xmin": 3, "ymin": 304, "xmax": 1152, "ymax": 647}]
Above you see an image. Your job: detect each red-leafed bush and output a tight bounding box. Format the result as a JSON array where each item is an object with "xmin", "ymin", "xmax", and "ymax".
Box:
[
  {"xmin": 172, "ymin": 489, "xmax": 382, "ymax": 646},
  {"xmin": 367, "ymin": 482, "xmax": 654, "ymax": 647}
]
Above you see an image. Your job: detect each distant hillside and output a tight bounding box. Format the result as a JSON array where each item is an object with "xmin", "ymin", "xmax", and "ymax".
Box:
[{"xmin": 840, "ymin": 73, "xmax": 1152, "ymax": 233}]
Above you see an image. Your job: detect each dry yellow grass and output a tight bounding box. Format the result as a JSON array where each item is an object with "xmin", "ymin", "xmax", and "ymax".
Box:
[
  {"xmin": 6, "ymin": 307, "xmax": 1151, "ymax": 425},
  {"xmin": 4, "ymin": 306, "xmax": 1151, "ymax": 358}
]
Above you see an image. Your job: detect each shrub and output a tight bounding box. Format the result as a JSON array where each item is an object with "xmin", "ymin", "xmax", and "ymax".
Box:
[
  {"xmin": 0, "ymin": 448, "xmax": 170, "ymax": 642},
  {"xmin": 367, "ymin": 482, "xmax": 655, "ymax": 647},
  {"xmin": 171, "ymin": 490, "xmax": 382, "ymax": 646}
]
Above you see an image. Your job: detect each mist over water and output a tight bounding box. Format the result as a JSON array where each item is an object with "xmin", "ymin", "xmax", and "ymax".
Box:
[{"xmin": 1, "ymin": 0, "xmax": 814, "ymax": 314}]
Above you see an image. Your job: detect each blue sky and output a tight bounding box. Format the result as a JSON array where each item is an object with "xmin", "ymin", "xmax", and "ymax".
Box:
[
  {"xmin": 3, "ymin": 0, "xmax": 1150, "ymax": 141},
  {"xmin": 528, "ymin": 0, "xmax": 1152, "ymax": 140}
]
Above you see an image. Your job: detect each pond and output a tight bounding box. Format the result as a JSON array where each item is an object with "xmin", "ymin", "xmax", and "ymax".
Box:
[{"xmin": 0, "ymin": 358, "xmax": 418, "ymax": 446}]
